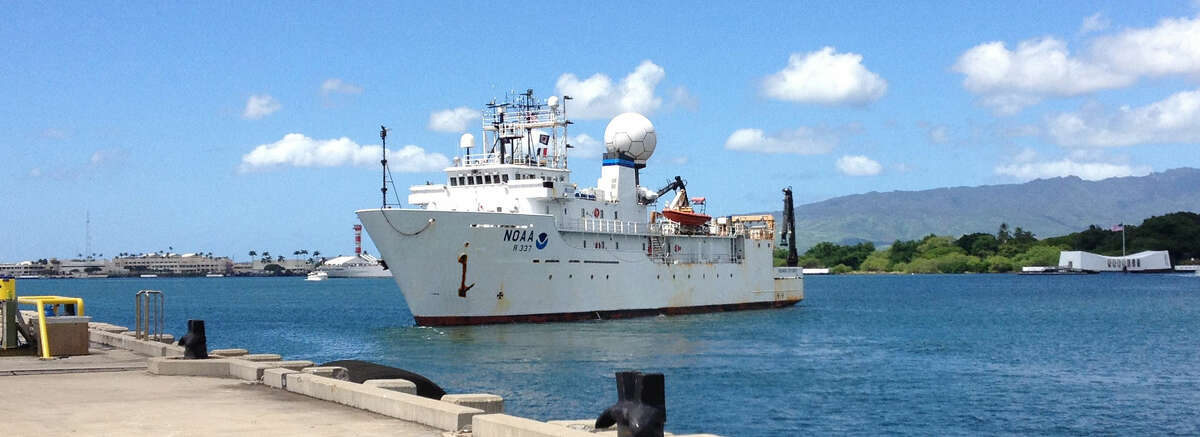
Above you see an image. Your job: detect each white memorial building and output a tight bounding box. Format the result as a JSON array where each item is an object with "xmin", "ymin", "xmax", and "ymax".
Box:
[{"xmin": 1058, "ymin": 250, "xmax": 1172, "ymax": 272}]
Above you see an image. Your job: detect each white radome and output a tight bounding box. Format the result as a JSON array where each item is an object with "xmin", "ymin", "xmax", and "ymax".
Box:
[{"xmin": 603, "ymin": 112, "xmax": 656, "ymax": 163}]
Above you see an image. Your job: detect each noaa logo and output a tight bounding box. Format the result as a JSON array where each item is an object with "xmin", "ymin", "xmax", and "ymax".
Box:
[{"xmin": 535, "ymin": 232, "xmax": 549, "ymax": 250}]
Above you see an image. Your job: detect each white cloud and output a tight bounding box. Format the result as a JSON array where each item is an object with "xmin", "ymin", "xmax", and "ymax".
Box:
[
  {"xmin": 836, "ymin": 155, "xmax": 882, "ymax": 176},
  {"xmin": 723, "ymin": 127, "xmax": 837, "ymax": 155},
  {"xmin": 555, "ymin": 60, "xmax": 665, "ymax": 119},
  {"xmin": 568, "ymin": 134, "xmax": 605, "ymax": 159},
  {"xmin": 28, "ymin": 167, "xmax": 41, "ymax": 177},
  {"xmin": 670, "ymin": 156, "xmax": 689, "ymax": 165},
  {"xmin": 953, "ymin": 38, "xmax": 1131, "ymax": 115},
  {"xmin": 995, "ymin": 148, "xmax": 1150, "ymax": 180},
  {"xmin": 995, "ymin": 158, "xmax": 1150, "ymax": 181},
  {"xmin": 761, "ymin": 47, "xmax": 888, "ymax": 105},
  {"xmin": 242, "ymin": 94, "xmax": 281, "ymax": 120},
  {"xmin": 1046, "ymin": 88, "xmax": 1200, "ymax": 147},
  {"xmin": 669, "ymin": 86, "xmax": 698, "ymax": 111},
  {"xmin": 320, "ymin": 78, "xmax": 363, "ymax": 95},
  {"xmin": 428, "ymin": 107, "xmax": 479, "ymax": 133},
  {"xmin": 240, "ymin": 133, "xmax": 449, "ymax": 172},
  {"xmin": 1080, "ymin": 12, "xmax": 1110, "ymax": 34},
  {"xmin": 928, "ymin": 125, "xmax": 949, "ymax": 144},
  {"xmin": 1002, "ymin": 124, "xmax": 1042, "ymax": 137},
  {"xmin": 42, "ymin": 128, "xmax": 68, "ymax": 139},
  {"xmin": 956, "ymin": 16, "xmax": 1200, "ymax": 114},
  {"xmin": 1090, "ymin": 16, "xmax": 1200, "ymax": 77},
  {"xmin": 1013, "ymin": 147, "xmax": 1039, "ymax": 163}
]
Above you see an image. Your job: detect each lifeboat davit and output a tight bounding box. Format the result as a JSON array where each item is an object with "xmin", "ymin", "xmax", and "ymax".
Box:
[{"xmin": 662, "ymin": 208, "xmax": 711, "ymax": 226}]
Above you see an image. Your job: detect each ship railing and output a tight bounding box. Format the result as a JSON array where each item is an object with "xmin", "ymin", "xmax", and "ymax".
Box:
[
  {"xmin": 482, "ymin": 106, "xmax": 560, "ymax": 126},
  {"xmin": 557, "ymin": 218, "xmax": 651, "ymax": 235},
  {"xmin": 661, "ymin": 253, "xmax": 741, "ymax": 264},
  {"xmin": 460, "ymin": 152, "xmax": 564, "ymax": 169},
  {"xmin": 462, "ymin": 153, "xmax": 501, "ymax": 166}
]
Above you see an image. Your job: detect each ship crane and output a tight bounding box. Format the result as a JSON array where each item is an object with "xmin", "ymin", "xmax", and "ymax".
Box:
[{"xmin": 650, "ymin": 176, "xmax": 711, "ymax": 227}]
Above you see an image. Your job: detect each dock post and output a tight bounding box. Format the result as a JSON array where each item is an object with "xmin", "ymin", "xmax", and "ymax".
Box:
[{"xmin": 1, "ymin": 276, "xmax": 16, "ymax": 349}]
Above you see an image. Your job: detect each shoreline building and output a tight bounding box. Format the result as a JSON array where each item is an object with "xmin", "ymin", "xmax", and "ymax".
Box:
[
  {"xmin": 1058, "ymin": 250, "xmax": 1172, "ymax": 273},
  {"xmin": 112, "ymin": 253, "xmax": 233, "ymax": 276}
]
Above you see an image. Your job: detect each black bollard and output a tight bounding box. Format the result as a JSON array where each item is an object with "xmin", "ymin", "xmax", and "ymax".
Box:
[
  {"xmin": 177, "ymin": 319, "xmax": 208, "ymax": 359},
  {"xmin": 595, "ymin": 371, "xmax": 666, "ymax": 437},
  {"xmin": 320, "ymin": 360, "xmax": 447, "ymax": 400}
]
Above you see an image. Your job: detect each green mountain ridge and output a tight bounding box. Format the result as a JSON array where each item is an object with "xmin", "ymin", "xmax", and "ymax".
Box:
[{"xmin": 777, "ymin": 168, "xmax": 1200, "ymax": 250}]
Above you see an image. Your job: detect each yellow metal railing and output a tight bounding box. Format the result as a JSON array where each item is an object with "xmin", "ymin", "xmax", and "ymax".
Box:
[{"xmin": 17, "ymin": 295, "xmax": 85, "ymax": 359}]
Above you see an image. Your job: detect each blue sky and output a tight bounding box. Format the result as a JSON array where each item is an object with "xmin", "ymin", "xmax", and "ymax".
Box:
[{"xmin": 4, "ymin": 1, "xmax": 1200, "ymax": 262}]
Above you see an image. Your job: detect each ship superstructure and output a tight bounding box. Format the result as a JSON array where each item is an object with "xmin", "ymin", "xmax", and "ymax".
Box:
[{"xmin": 357, "ymin": 90, "xmax": 802, "ymax": 325}]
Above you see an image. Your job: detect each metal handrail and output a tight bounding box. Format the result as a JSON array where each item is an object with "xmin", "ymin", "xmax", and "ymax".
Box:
[
  {"xmin": 557, "ymin": 218, "xmax": 655, "ymax": 235},
  {"xmin": 16, "ymin": 295, "xmax": 85, "ymax": 359},
  {"xmin": 135, "ymin": 290, "xmax": 164, "ymax": 342}
]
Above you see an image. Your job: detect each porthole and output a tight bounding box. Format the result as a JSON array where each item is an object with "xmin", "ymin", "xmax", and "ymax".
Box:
[
  {"xmin": 549, "ymin": 275, "xmax": 553, "ymax": 280},
  {"xmin": 590, "ymin": 274, "xmax": 594, "ymax": 279},
  {"xmin": 605, "ymin": 274, "xmax": 609, "ymax": 279}
]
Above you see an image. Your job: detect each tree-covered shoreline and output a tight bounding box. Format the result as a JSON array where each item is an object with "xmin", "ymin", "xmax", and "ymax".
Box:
[{"xmin": 776, "ymin": 211, "xmax": 1200, "ymax": 274}]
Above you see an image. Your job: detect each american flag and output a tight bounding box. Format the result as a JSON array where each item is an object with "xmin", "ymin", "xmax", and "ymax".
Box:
[{"xmin": 1111, "ymin": 224, "xmax": 1124, "ymax": 232}]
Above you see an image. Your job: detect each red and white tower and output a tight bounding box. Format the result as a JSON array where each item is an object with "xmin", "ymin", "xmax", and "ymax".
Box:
[{"xmin": 354, "ymin": 224, "xmax": 363, "ymax": 255}]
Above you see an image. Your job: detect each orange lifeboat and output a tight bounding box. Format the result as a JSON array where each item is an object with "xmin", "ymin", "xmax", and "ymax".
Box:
[
  {"xmin": 661, "ymin": 189, "xmax": 710, "ymax": 226},
  {"xmin": 661, "ymin": 208, "xmax": 711, "ymax": 226}
]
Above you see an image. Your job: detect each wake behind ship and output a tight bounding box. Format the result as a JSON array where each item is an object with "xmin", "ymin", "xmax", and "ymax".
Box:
[{"xmin": 358, "ymin": 90, "xmax": 802, "ymax": 326}]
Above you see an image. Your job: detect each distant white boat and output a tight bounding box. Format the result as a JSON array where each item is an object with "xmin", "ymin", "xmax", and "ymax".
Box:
[
  {"xmin": 316, "ymin": 254, "xmax": 390, "ymax": 278},
  {"xmin": 17, "ymin": 275, "xmax": 41, "ymax": 279},
  {"xmin": 305, "ymin": 271, "xmax": 328, "ymax": 281},
  {"xmin": 205, "ymin": 273, "xmax": 224, "ymax": 278},
  {"xmin": 140, "ymin": 274, "xmax": 158, "ymax": 278}
]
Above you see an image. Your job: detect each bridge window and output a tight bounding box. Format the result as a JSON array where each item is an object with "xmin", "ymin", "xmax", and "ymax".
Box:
[
  {"xmin": 450, "ymin": 178, "xmax": 458, "ymax": 186},
  {"xmin": 502, "ymin": 174, "xmax": 509, "ymax": 183}
]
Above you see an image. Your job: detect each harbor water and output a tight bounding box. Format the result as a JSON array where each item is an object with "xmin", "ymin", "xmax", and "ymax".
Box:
[{"xmin": 18, "ymin": 274, "xmax": 1200, "ymax": 435}]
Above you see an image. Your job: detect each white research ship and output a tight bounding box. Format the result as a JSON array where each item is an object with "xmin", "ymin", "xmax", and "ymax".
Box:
[{"xmin": 357, "ymin": 90, "xmax": 802, "ymax": 326}]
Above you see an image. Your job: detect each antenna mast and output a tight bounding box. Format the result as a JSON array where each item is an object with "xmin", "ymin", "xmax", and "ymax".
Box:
[{"xmin": 380, "ymin": 125, "xmax": 389, "ymax": 208}]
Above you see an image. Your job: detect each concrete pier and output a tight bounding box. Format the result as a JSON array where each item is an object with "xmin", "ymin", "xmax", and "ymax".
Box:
[{"xmin": 1, "ymin": 320, "xmax": 722, "ymax": 436}]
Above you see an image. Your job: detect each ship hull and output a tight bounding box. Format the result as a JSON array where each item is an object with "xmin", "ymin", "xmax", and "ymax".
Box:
[{"xmin": 357, "ymin": 208, "xmax": 802, "ymax": 326}]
